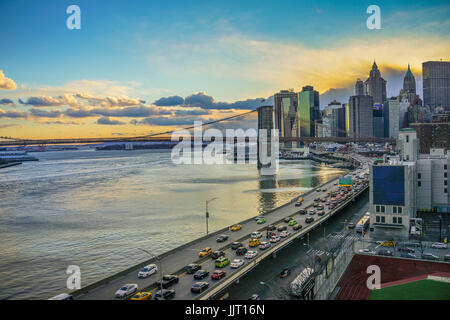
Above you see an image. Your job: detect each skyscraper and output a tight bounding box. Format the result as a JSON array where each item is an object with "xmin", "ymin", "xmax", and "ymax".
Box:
[
  {"xmin": 364, "ymin": 61, "xmax": 387, "ymax": 104},
  {"xmin": 298, "ymin": 85, "xmax": 320, "ymax": 138},
  {"xmin": 274, "ymin": 90, "xmax": 299, "ymax": 148},
  {"xmin": 348, "ymin": 95, "xmax": 374, "ymax": 138},
  {"xmin": 355, "ymin": 79, "xmax": 364, "ymax": 95},
  {"xmin": 403, "ymin": 64, "xmax": 416, "ymax": 94},
  {"xmin": 422, "ymin": 61, "xmax": 450, "ymax": 110}
]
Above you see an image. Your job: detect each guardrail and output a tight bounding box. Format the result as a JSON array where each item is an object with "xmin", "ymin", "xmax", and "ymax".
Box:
[
  {"xmin": 196, "ymin": 183, "xmax": 369, "ymax": 300},
  {"xmin": 70, "ymin": 157, "xmax": 363, "ymax": 298}
]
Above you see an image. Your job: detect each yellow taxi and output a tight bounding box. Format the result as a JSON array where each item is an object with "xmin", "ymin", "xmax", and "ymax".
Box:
[
  {"xmin": 130, "ymin": 292, "xmax": 152, "ymax": 300},
  {"xmin": 231, "ymin": 224, "xmax": 242, "ymax": 231},
  {"xmin": 248, "ymin": 238, "xmax": 261, "ymax": 247},
  {"xmin": 380, "ymin": 240, "xmax": 396, "ymax": 247},
  {"xmin": 198, "ymin": 247, "xmax": 213, "ymax": 257}
]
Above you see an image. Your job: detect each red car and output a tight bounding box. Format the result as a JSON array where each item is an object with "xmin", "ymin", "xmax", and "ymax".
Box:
[{"xmin": 211, "ymin": 270, "xmax": 226, "ymax": 280}]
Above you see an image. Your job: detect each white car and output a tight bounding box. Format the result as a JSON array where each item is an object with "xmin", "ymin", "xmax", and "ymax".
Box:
[
  {"xmin": 138, "ymin": 264, "xmax": 158, "ymax": 278},
  {"xmin": 358, "ymin": 248, "xmax": 376, "ymax": 254},
  {"xmin": 115, "ymin": 284, "xmax": 138, "ymax": 298},
  {"xmin": 280, "ymin": 231, "xmax": 290, "ymax": 238},
  {"xmin": 251, "ymin": 231, "xmax": 263, "ymax": 239},
  {"xmin": 230, "ymin": 259, "xmax": 244, "ymax": 268},
  {"xmin": 270, "ymin": 236, "xmax": 280, "ymax": 243},
  {"xmin": 259, "ymin": 241, "xmax": 271, "ymax": 250},
  {"xmin": 245, "ymin": 251, "xmax": 258, "ymax": 259},
  {"xmin": 431, "ymin": 242, "xmax": 448, "ymax": 249}
]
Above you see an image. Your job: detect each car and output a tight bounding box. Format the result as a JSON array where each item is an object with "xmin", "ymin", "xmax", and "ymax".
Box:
[
  {"xmin": 211, "ymin": 270, "xmax": 226, "ymax": 280},
  {"xmin": 266, "ymin": 231, "xmax": 277, "ymax": 238},
  {"xmin": 249, "ymin": 294, "xmax": 260, "ymax": 300},
  {"xmin": 333, "ymin": 182, "xmax": 338, "ymax": 185},
  {"xmin": 185, "ymin": 263, "xmax": 201, "ymax": 274},
  {"xmin": 130, "ymin": 292, "xmax": 152, "ymax": 300},
  {"xmin": 400, "ymin": 252, "xmax": 417, "ymax": 259},
  {"xmin": 293, "ymin": 224, "xmax": 303, "ymax": 231},
  {"xmin": 277, "ymin": 225, "xmax": 287, "ymax": 232},
  {"xmin": 198, "ymin": 247, "xmax": 212, "ymax": 257},
  {"xmin": 254, "ymin": 216, "xmax": 264, "ymax": 221},
  {"xmin": 288, "ymin": 220, "xmax": 297, "ymax": 226},
  {"xmin": 191, "ymin": 282, "xmax": 209, "ymax": 294},
  {"xmin": 245, "ymin": 250, "xmax": 258, "ymax": 259},
  {"xmin": 431, "ymin": 242, "xmax": 448, "ymax": 249},
  {"xmin": 231, "ymin": 242, "xmax": 243, "ymax": 250},
  {"xmin": 211, "ymin": 251, "xmax": 225, "ymax": 259},
  {"xmin": 317, "ymin": 210, "xmax": 325, "ymax": 216},
  {"xmin": 193, "ymin": 270, "xmax": 210, "ymax": 280},
  {"xmin": 358, "ymin": 248, "xmax": 375, "ymax": 254},
  {"xmin": 377, "ymin": 249, "xmax": 394, "ymax": 256},
  {"xmin": 115, "ymin": 284, "xmax": 138, "ymax": 299},
  {"xmin": 347, "ymin": 222, "xmax": 355, "ymax": 229},
  {"xmin": 422, "ymin": 253, "xmax": 439, "ymax": 261},
  {"xmin": 236, "ymin": 247, "xmax": 248, "ymax": 255},
  {"xmin": 279, "ymin": 268, "xmax": 291, "ymax": 278},
  {"xmin": 284, "ymin": 217, "xmax": 293, "ymax": 223},
  {"xmin": 215, "ymin": 256, "xmax": 230, "ymax": 268},
  {"xmin": 231, "ymin": 224, "xmax": 242, "ymax": 231},
  {"xmin": 48, "ymin": 293, "xmax": 73, "ymax": 300},
  {"xmin": 256, "ymin": 218, "xmax": 266, "ymax": 224},
  {"xmin": 322, "ymin": 188, "xmax": 327, "ymax": 192},
  {"xmin": 230, "ymin": 259, "xmax": 244, "ymax": 268},
  {"xmin": 280, "ymin": 231, "xmax": 290, "ymax": 238},
  {"xmin": 156, "ymin": 275, "xmax": 179, "ymax": 289},
  {"xmin": 314, "ymin": 197, "xmax": 320, "ymax": 202},
  {"xmin": 216, "ymin": 235, "xmax": 229, "ymax": 242},
  {"xmin": 308, "ymin": 209, "xmax": 316, "ymax": 215},
  {"xmin": 397, "ymin": 247, "xmax": 415, "ymax": 253},
  {"xmin": 270, "ymin": 235, "xmax": 280, "ymax": 243},
  {"xmin": 298, "ymin": 209, "xmax": 307, "ymax": 215},
  {"xmin": 380, "ymin": 240, "xmax": 396, "ymax": 247},
  {"xmin": 249, "ymin": 238, "xmax": 261, "ymax": 247},
  {"xmin": 295, "ymin": 198, "xmax": 304, "ymax": 206},
  {"xmin": 305, "ymin": 217, "xmax": 314, "ymax": 223},
  {"xmin": 266, "ymin": 225, "xmax": 276, "ymax": 231},
  {"xmin": 138, "ymin": 264, "xmax": 158, "ymax": 278},
  {"xmin": 317, "ymin": 204, "xmax": 324, "ymax": 210},
  {"xmin": 316, "ymin": 188, "xmax": 321, "ymax": 192},
  {"xmin": 251, "ymin": 231, "xmax": 263, "ymax": 238},
  {"xmin": 444, "ymin": 254, "xmax": 450, "ymax": 262},
  {"xmin": 153, "ymin": 289, "xmax": 175, "ymax": 300},
  {"xmin": 259, "ymin": 241, "xmax": 271, "ymax": 250}
]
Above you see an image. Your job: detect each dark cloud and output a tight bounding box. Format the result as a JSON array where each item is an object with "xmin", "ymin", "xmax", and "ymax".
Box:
[
  {"xmin": 97, "ymin": 117, "xmax": 126, "ymax": 125},
  {"xmin": 64, "ymin": 108, "xmax": 93, "ymax": 118},
  {"xmin": 182, "ymin": 92, "xmax": 266, "ymax": 110},
  {"xmin": 19, "ymin": 96, "xmax": 64, "ymax": 107},
  {"xmin": 0, "ymin": 108, "xmax": 27, "ymax": 118},
  {"xmin": 174, "ymin": 109, "xmax": 210, "ymax": 116},
  {"xmin": 131, "ymin": 116, "xmax": 208, "ymax": 126},
  {"xmin": 0, "ymin": 98, "xmax": 14, "ymax": 106},
  {"xmin": 91, "ymin": 105, "xmax": 171, "ymax": 117},
  {"xmin": 154, "ymin": 95, "xmax": 184, "ymax": 106},
  {"xmin": 29, "ymin": 108, "xmax": 62, "ymax": 118}
]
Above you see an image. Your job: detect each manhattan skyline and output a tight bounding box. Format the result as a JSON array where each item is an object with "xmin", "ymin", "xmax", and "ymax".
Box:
[{"xmin": 0, "ymin": 0, "xmax": 449, "ymax": 139}]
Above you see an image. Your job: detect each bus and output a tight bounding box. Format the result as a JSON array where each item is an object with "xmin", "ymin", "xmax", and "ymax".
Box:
[{"xmin": 355, "ymin": 213, "xmax": 370, "ymax": 233}]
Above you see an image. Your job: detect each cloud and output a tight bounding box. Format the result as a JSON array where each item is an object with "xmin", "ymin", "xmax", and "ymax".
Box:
[
  {"xmin": 154, "ymin": 95, "xmax": 184, "ymax": 106},
  {"xmin": 91, "ymin": 105, "xmax": 171, "ymax": 117},
  {"xmin": 0, "ymin": 70, "xmax": 17, "ymax": 90},
  {"xmin": 174, "ymin": 109, "xmax": 210, "ymax": 116},
  {"xmin": 97, "ymin": 117, "xmax": 126, "ymax": 125},
  {"xmin": 183, "ymin": 91, "xmax": 265, "ymax": 110},
  {"xmin": 29, "ymin": 108, "xmax": 63, "ymax": 118},
  {"xmin": 0, "ymin": 98, "xmax": 15, "ymax": 107},
  {"xmin": 64, "ymin": 108, "xmax": 94, "ymax": 118},
  {"xmin": 0, "ymin": 108, "xmax": 27, "ymax": 118},
  {"xmin": 19, "ymin": 96, "xmax": 66, "ymax": 107},
  {"xmin": 131, "ymin": 116, "xmax": 210, "ymax": 126}
]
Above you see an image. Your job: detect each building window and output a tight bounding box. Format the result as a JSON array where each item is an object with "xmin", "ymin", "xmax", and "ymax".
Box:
[
  {"xmin": 381, "ymin": 216, "xmax": 385, "ymax": 223},
  {"xmin": 376, "ymin": 205, "xmax": 380, "ymax": 213},
  {"xmin": 445, "ymin": 164, "xmax": 448, "ymax": 170},
  {"xmin": 393, "ymin": 217, "xmax": 397, "ymax": 224},
  {"xmin": 393, "ymin": 207, "xmax": 397, "ymax": 214},
  {"xmin": 376, "ymin": 216, "xmax": 380, "ymax": 223},
  {"xmin": 398, "ymin": 217, "xmax": 402, "ymax": 224},
  {"xmin": 445, "ymin": 172, "xmax": 448, "ymax": 178},
  {"xmin": 398, "ymin": 207, "xmax": 402, "ymax": 214},
  {"xmin": 418, "ymin": 173, "xmax": 421, "ymax": 179},
  {"xmin": 445, "ymin": 189, "xmax": 448, "ymax": 194},
  {"xmin": 445, "ymin": 181, "xmax": 448, "ymax": 186},
  {"xmin": 418, "ymin": 181, "xmax": 421, "ymax": 187},
  {"xmin": 406, "ymin": 135, "xmax": 409, "ymax": 142},
  {"xmin": 381, "ymin": 206, "xmax": 385, "ymax": 213}
]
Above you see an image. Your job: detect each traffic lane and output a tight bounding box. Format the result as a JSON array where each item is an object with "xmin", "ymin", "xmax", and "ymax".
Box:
[{"xmin": 77, "ymin": 177, "xmax": 345, "ymax": 299}]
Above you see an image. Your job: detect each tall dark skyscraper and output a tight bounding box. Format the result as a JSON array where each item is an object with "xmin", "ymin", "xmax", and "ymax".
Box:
[
  {"xmin": 298, "ymin": 85, "xmax": 320, "ymax": 138},
  {"xmin": 348, "ymin": 95, "xmax": 374, "ymax": 138},
  {"xmin": 422, "ymin": 61, "xmax": 450, "ymax": 110},
  {"xmin": 364, "ymin": 61, "xmax": 387, "ymax": 104},
  {"xmin": 273, "ymin": 90, "xmax": 299, "ymax": 148}
]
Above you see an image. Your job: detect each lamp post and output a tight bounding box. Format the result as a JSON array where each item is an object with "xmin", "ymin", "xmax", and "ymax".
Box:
[
  {"xmin": 138, "ymin": 248, "xmax": 163, "ymax": 297},
  {"xmin": 205, "ymin": 197, "xmax": 218, "ymax": 235}
]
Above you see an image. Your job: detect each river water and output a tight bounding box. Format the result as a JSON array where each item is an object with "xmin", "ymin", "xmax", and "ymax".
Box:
[{"xmin": 0, "ymin": 148, "xmax": 345, "ymax": 299}]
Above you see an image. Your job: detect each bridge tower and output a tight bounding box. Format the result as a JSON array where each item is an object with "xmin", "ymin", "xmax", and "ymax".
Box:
[{"xmin": 257, "ymin": 105, "xmax": 278, "ymax": 175}]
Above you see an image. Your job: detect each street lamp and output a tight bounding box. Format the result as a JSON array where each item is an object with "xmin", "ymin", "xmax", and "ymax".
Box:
[
  {"xmin": 205, "ymin": 197, "xmax": 219, "ymax": 235},
  {"xmin": 138, "ymin": 248, "xmax": 163, "ymax": 296}
]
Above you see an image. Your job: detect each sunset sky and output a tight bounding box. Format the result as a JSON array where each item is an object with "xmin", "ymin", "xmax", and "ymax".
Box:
[{"xmin": 0, "ymin": 0, "xmax": 449, "ymax": 139}]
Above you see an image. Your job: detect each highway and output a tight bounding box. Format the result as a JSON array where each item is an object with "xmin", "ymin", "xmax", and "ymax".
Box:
[{"xmin": 74, "ymin": 162, "xmax": 368, "ymax": 300}]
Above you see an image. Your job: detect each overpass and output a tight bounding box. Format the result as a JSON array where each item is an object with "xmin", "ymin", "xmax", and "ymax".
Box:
[{"xmin": 67, "ymin": 154, "xmax": 370, "ymax": 300}]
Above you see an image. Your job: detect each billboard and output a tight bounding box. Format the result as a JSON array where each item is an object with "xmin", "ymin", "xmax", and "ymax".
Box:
[
  {"xmin": 339, "ymin": 176, "xmax": 352, "ymax": 187},
  {"xmin": 373, "ymin": 166, "xmax": 405, "ymax": 205}
]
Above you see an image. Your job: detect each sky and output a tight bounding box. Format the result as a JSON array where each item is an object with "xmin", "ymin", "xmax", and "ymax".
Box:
[{"xmin": 0, "ymin": 0, "xmax": 449, "ymax": 139}]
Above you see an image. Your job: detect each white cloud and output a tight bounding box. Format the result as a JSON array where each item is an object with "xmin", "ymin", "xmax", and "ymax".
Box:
[{"xmin": 0, "ymin": 70, "xmax": 17, "ymax": 90}]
